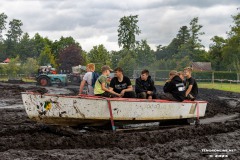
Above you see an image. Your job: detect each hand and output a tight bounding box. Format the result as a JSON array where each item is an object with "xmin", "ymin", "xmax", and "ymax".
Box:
[
  {"xmin": 166, "ymin": 79, "xmax": 171, "ymax": 82},
  {"xmin": 147, "ymin": 91, "xmax": 152, "ymax": 95},
  {"xmin": 148, "ymin": 95, "xmax": 153, "ymax": 100},
  {"xmin": 117, "ymin": 93, "xmax": 122, "ymax": 97},
  {"xmin": 107, "ymin": 77, "xmax": 111, "ymax": 82},
  {"xmin": 120, "ymin": 90, "xmax": 125, "ymax": 96}
]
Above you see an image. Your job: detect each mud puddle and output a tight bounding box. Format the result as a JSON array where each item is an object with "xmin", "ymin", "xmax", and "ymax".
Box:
[{"xmin": 201, "ymin": 113, "xmax": 239, "ymax": 124}]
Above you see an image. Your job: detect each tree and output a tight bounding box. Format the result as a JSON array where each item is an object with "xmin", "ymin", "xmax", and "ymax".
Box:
[
  {"xmin": 0, "ymin": 13, "xmax": 7, "ymax": 41},
  {"xmin": 18, "ymin": 33, "xmax": 37, "ymax": 61},
  {"xmin": 51, "ymin": 36, "xmax": 79, "ymax": 58},
  {"xmin": 5, "ymin": 19, "xmax": 23, "ymax": 57},
  {"xmin": 118, "ymin": 54, "xmax": 137, "ymax": 77},
  {"xmin": 177, "ymin": 17, "xmax": 205, "ymax": 61},
  {"xmin": 58, "ymin": 44, "xmax": 86, "ymax": 72},
  {"xmin": 5, "ymin": 56, "xmax": 21, "ymax": 77},
  {"xmin": 208, "ymin": 36, "xmax": 226, "ymax": 70},
  {"xmin": 188, "ymin": 17, "xmax": 205, "ymax": 50},
  {"xmin": 6, "ymin": 19, "xmax": 23, "ymax": 42},
  {"xmin": 135, "ymin": 39, "xmax": 155, "ymax": 67},
  {"xmin": 118, "ymin": 15, "xmax": 141, "ymax": 50},
  {"xmin": 38, "ymin": 45, "xmax": 56, "ymax": 67},
  {"xmin": 87, "ymin": 44, "xmax": 111, "ymax": 72},
  {"xmin": 221, "ymin": 10, "xmax": 240, "ymax": 71},
  {"xmin": 110, "ymin": 50, "xmax": 122, "ymax": 69},
  {"xmin": 33, "ymin": 33, "xmax": 52, "ymax": 58},
  {"xmin": 22, "ymin": 58, "xmax": 39, "ymax": 77},
  {"xmin": 176, "ymin": 26, "xmax": 190, "ymax": 45}
]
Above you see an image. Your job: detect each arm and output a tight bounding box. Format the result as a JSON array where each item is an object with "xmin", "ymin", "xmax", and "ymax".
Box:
[
  {"xmin": 109, "ymin": 78, "xmax": 114, "ymax": 92},
  {"xmin": 121, "ymin": 77, "xmax": 133, "ymax": 94},
  {"xmin": 79, "ymin": 80, "xmax": 86, "ymax": 94},
  {"xmin": 163, "ymin": 81, "xmax": 173, "ymax": 93},
  {"xmin": 120, "ymin": 85, "xmax": 133, "ymax": 95},
  {"xmin": 135, "ymin": 79, "xmax": 146, "ymax": 93},
  {"xmin": 101, "ymin": 82, "xmax": 121, "ymax": 97},
  {"xmin": 185, "ymin": 85, "xmax": 193, "ymax": 96},
  {"xmin": 147, "ymin": 80, "xmax": 156, "ymax": 94}
]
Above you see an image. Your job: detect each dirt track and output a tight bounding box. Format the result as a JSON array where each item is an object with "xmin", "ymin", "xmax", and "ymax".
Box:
[{"xmin": 0, "ymin": 83, "xmax": 239, "ymax": 159}]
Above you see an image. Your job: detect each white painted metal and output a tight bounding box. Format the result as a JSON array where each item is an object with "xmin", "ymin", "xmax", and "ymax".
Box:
[{"xmin": 21, "ymin": 92, "xmax": 207, "ymax": 126}]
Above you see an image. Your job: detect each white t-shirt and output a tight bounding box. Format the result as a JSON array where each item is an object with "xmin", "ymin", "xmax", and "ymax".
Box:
[{"xmin": 83, "ymin": 72, "xmax": 94, "ymax": 95}]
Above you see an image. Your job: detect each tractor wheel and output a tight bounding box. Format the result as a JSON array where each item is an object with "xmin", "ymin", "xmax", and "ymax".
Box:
[
  {"xmin": 70, "ymin": 75, "xmax": 81, "ymax": 83},
  {"xmin": 38, "ymin": 76, "xmax": 50, "ymax": 86}
]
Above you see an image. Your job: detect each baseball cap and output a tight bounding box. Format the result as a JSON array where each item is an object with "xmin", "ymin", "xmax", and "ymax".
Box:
[{"xmin": 101, "ymin": 65, "xmax": 113, "ymax": 72}]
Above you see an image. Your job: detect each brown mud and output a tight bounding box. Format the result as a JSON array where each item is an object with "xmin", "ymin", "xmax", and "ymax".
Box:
[{"xmin": 0, "ymin": 83, "xmax": 240, "ymax": 159}]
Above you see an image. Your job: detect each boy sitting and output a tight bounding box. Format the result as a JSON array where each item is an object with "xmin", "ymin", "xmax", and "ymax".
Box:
[{"xmin": 184, "ymin": 67, "xmax": 198, "ymax": 101}]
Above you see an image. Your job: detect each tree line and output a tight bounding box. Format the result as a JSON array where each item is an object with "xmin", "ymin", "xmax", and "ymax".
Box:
[{"xmin": 0, "ymin": 11, "xmax": 239, "ymax": 77}]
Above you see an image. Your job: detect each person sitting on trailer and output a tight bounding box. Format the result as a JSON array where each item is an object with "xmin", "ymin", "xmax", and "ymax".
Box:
[
  {"xmin": 158, "ymin": 70, "xmax": 186, "ymax": 102},
  {"xmin": 135, "ymin": 69, "xmax": 157, "ymax": 99},
  {"xmin": 94, "ymin": 65, "xmax": 121, "ymax": 97},
  {"xmin": 79, "ymin": 63, "xmax": 95, "ymax": 95},
  {"xmin": 109, "ymin": 67, "xmax": 136, "ymax": 98},
  {"xmin": 184, "ymin": 67, "xmax": 198, "ymax": 101}
]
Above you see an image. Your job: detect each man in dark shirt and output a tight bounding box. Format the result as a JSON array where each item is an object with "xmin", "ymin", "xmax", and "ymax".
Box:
[
  {"xmin": 184, "ymin": 67, "xmax": 198, "ymax": 100},
  {"xmin": 158, "ymin": 70, "xmax": 186, "ymax": 102},
  {"xmin": 109, "ymin": 67, "xmax": 136, "ymax": 98},
  {"xmin": 135, "ymin": 69, "xmax": 156, "ymax": 99}
]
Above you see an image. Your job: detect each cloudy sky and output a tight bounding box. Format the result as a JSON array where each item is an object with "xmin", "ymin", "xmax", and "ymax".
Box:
[{"xmin": 0, "ymin": 0, "xmax": 240, "ymax": 51}]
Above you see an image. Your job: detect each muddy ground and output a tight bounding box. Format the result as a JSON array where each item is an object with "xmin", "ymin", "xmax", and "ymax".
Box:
[{"xmin": 0, "ymin": 82, "xmax": 239, "ymax": 160}]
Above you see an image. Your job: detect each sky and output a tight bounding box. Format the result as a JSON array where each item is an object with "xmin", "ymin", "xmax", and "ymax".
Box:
[{"xmin": 0, "ymin": 0, "xmax": 240, "ymax": 52}]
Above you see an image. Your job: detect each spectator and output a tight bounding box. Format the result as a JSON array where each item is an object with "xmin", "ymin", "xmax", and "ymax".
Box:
[
  {"xmin": 109, "ymin": 67, "xmax": 136, "ymax": 98},
  {"xmin": 135, "ymin": 69, "xmax": 156, "ymax": 99},
  {"xmin": 158, "ymin": 70, "xmax": 186, "ymax": 101},
  {"xmin": 94, "ymin": 65, "xmax": 121, "ymax": 97},
  {"xmin": 79, "ymin": 63, "xmax": 95, "ymax": 95},
  {"xmin": 184, "ymin": 67, "xmax": 198, "ymax": 101}
]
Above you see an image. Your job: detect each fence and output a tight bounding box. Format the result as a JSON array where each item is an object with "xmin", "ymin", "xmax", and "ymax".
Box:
[{"xmin": 1, "ymin": 71, "xmax": 240, "ymax": 84}]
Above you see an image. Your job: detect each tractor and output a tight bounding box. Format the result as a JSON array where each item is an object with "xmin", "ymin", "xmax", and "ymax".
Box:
[
  {"xmin": 67, "ymin": 65, "xmax": 86, "ymax": 85},
  {"xmin": 36, "ymin": 66, "xmax": 68, "ymax": 86}
]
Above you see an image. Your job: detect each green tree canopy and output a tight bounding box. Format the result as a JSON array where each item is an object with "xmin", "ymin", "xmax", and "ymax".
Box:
[
  {"xmin": 58, "ymin": 44, "xmax": 86, "ymax": 72},
  {"xmin": 18, "ymin": 33, "xmax": 37, "ymax": 61},
  {"xmin": 51, "ymin": 36, "xmax": 79, "ymax": 58},
  {"xmin": 22, "ymin": 58, "xmax": 39, "ymax": 77},
  {"xmin": 0, "ymin": 13, "xmax": 7, "ymax": 41},
  {"xmin": 87, "ymin": 44, "xmax": 111, "ymax": 72},
  {"xmin": 38, "ymin": 45, "xmax": 56, "ymax": 67},
  {"xmin": 118, "ymin": 15, "xmax": 141, "ymax": 50},
  {"xmin": 6, "ymin": 19, "xmax": 23, "ymax": 42},
  {"xmin": 135, "ymin": 39, "xmax": 155, "ymax": 68}
]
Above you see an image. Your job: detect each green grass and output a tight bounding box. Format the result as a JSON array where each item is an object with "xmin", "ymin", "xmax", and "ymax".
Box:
[
  {"xmin": 0, "ymin": 77, "xmax": 36, "ymax": 83},
  {"xmin": 198, "ymin": 82, "xmax": 240, "ymax": 93}
]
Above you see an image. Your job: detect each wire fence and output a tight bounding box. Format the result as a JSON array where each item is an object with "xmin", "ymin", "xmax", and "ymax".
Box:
[
  {"xmin": 0, "ymin": 71, "xmax": 240, "ymax": 84},
  {"xmin": 133, "ymin": 70, "xmax": 240, "ymax": 84}
]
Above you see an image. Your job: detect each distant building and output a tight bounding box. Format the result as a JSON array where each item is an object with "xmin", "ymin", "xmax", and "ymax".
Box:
[{"xmin": 191, "ymin": 62, "xmax": 212, "ymax": 71}]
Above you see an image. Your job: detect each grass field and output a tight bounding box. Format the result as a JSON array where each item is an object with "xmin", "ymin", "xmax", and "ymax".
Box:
[
  {"xmin": 198, "ymin": 82, "xmax": 240, "ymax": 93},
  {"xmin": 154, "ymin": 81, "xmax": 240, "ymax": 93}
]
